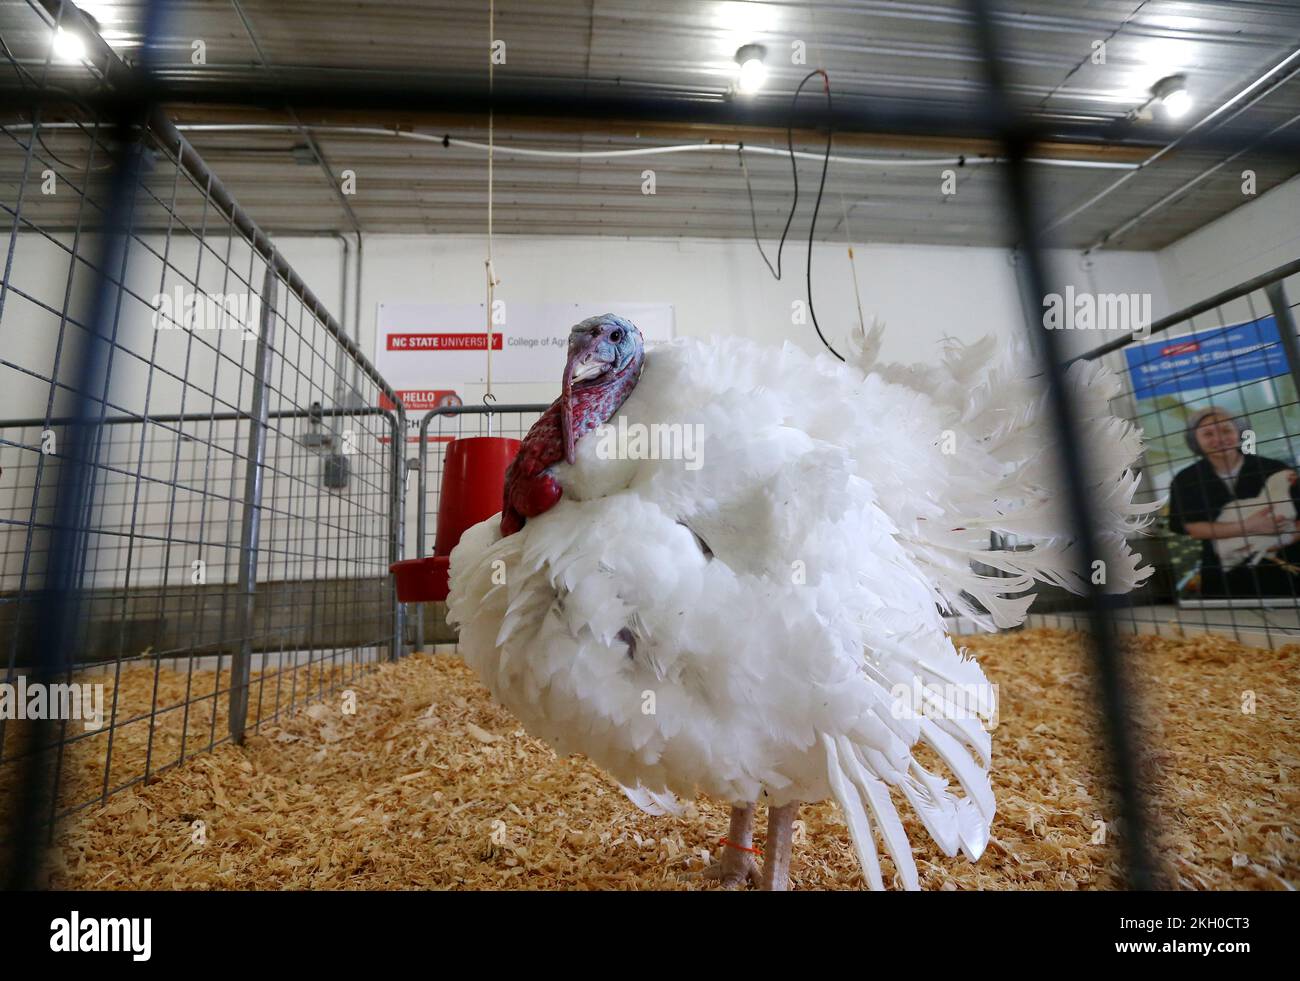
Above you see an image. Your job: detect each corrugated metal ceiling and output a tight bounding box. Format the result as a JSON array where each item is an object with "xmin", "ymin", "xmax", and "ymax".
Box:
[{"xmin": 2, "ymin": 0, "xmax": 1299, "ymax": 248}]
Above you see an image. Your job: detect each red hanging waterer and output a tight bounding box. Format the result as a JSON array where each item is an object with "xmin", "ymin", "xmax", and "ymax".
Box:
[{"xmin": 389, "ymin": 435, "xmax": 520, "ymax": 602}]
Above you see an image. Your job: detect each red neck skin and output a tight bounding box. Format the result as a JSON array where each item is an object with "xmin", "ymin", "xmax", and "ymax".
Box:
[
  {"xmin": 501, "ymin": 351, "xmax": 643, "ymax": 535},
  {"xmin": 561, "ymin": 353, "xmax": 644, "ymax": 463}
]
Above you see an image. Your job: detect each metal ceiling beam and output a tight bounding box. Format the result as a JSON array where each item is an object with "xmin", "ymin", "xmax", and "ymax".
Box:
[
  {"xmin": 8, "ymin": 74, "xmax": 1300, "ymax": 163},
  {"xmin": 227, "ymin": 0, "xmax": 362, "ymax": 237},
  {"xmin": 1044, "ymin": 42, "xmax": 1300, "ymax": 242}
]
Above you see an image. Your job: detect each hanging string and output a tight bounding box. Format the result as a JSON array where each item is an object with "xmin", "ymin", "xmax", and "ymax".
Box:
[
  {"xmin": 484, "ymin": 0, "xmax": 500, "ymax": 434},
  {"xmin": 839, "ymin": 193, "xmax": 865, "ymax": 335}
]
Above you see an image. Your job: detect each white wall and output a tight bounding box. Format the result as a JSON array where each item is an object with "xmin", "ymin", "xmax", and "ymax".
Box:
[
  {"xmin": 11, "ymin": 170, "xmax": 1300, "ymax": 602},
  {"xmin": 314, "ymin": 233, "xmax": 1169, "ymax": 558},
  {"xmin": 0, "ymin": 231, "xmax": 1171, "ymax": 420},
  {"xmin": 347, "ymin": 235, "xmax": 1166, "ymax": 400},
  {"xmin": 0, "ymin": 229, "xmax": 1172, "ymax": 586},
  {"xmin": 1157, "ymin": 172, "xmax": 1300, "ymax": 310}
]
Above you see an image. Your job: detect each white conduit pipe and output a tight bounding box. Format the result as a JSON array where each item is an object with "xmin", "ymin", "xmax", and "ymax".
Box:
[{"xmin": 153, "ymin": 123, "xmax": 1141, "ymax": 170}]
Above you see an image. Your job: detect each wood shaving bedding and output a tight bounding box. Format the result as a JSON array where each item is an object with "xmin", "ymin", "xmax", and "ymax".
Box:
[{"xmin": 42, "ymin": 629, "xmax": 1298, "ymax": 890}]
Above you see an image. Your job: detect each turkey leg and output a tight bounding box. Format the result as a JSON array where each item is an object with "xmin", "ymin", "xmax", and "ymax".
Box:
[
  {"xmin": 705, "ymin": 803, "xmax": 760, "ymax": 888},
  {"xmin": 761, "ymin": 801, "xmax": 799, "ymax": 891}
]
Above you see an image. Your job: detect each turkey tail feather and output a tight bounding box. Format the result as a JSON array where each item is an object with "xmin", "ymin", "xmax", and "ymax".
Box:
[
  {"xmin": 823, "ymin": 733, "xmax": 922, "ymax": 891},
  {"xmin": 852, "ymin": 324, "xmax": 1160, "ymax": 631}
]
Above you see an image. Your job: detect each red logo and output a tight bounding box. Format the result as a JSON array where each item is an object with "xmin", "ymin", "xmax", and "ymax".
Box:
[
  {"xmin": 387, "ymin": 333, "xmax": 503, "ymax": 351},
  {"xmin": 1161, "ymin": 340, "xmax": 1199, "ymax": 356}
]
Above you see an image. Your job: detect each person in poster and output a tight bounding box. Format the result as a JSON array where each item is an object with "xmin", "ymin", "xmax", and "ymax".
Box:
[{"xmin": 1167, "ymin": 407, "xmax": 1300, "ymax": 597}]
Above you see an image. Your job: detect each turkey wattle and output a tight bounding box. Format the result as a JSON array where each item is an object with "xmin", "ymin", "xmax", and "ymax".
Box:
[{"xmin": 447, "ymin": 312, "xmax": 1154, "ymax": 890}]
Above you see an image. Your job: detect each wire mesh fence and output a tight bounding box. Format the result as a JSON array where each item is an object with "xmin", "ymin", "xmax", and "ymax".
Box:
[
  {"xmin": 1022, "ymin": 258, "xmax": 1300, "ymax": 651},
  {"xmin": 410, "ymin": 404, "xmax": 548, "ymax": 647},
  {"xmin": 0, "ymin": 0, "xmax": 1298, "ymax": 893},
  {"xmin": 415, "ymin": 404, "xmax": 548, "ymax": 560},
  {"xmin": 0, "ymin": 0, "xmax": 405, "ymax": 878}
]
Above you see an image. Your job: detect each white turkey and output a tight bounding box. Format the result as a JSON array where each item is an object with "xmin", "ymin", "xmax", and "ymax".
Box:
[{"xmin": 446, "ymin": 312, "xmax": 1154, "ymax": 890}]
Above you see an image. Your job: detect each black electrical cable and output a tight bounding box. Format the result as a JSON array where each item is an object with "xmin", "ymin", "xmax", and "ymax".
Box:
[
  {"xmin": 739, "ymin": 68, "xmax": 844, "ymax": 361},
  {"xmin": 801, "ymin": 70, "xmax": 844, "ymax": 362},
  {"xmin": 738, "ymin": 73, "xmax": 815, "ymax": 283},
  {"xmin": 0, "ymin": 31, "xmax": 115, "ymax": 173}
]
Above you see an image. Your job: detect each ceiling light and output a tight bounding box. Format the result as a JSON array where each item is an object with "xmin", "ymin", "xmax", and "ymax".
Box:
[
  {"xmin": 1152, "ymin": 74, "xmax": 1192, "ymax": 119},
  {"xmin": 51, "ymin": 26, "xmax": 86, "ymax": 62},
  {"xmin": 1162, "ymin": 87, "xmax": 1192, "ymax": 119},
  {"xmin": 734, "ymin": 44, "xmax": 767, "ymax": 95}
]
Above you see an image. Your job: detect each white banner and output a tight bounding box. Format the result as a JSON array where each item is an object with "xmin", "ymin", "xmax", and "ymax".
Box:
[{"xmin": 375, "ymin": 301, "xmax": 674, "ymax": 411}]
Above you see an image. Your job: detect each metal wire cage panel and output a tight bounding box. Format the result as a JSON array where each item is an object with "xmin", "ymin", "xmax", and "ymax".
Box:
[
  {"xmin": 410, "ymin": 404, "xmax": 548, "ymax": 646},
  {"xmin": 2, "ymin": 0, "xmax": 1300, "ymax": 896},
  {"xmin": 1024, "ymin": 258, "xmax": 1300, "ymax": 651},
  {"xmin": 0, "ymin": 0, "xmax": 406, "ymax": 872}
]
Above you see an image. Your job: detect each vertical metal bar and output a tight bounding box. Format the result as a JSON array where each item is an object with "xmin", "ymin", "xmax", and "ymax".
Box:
[
  {"xmin": 417, "ymin": 413, "xmax": 432, "ymax": 561},
  {"xmin": 965, "ymin": 0, "xmax": 1156, "ymax": 890},
  {"xmin": 332, "ymin": 232, "xmax": 351, "ymax": 405},
  {"xmin": 1265, "ymin": 281, "xmax": 1300, "ymax": 397},
  {"xmin": 416, "ymin": 413, "xmax": 431, "ymax": 650},
  {"xmin": 3, "ymin": 102, "xmax": 147, "ymax": 897},
  {"xmin": 229, "ymin": 265, "xmax": 278, "ymax": 743},
  {"xmin": 390, "ymin": 408, "xmax": 407, "ymax": 661},
  {"xmin": 410, "ymin": 404, "xmax": 545, "ymax": 651},
  {"xmin": 354, "ymin": 234, "xmax": 364, "ymax": 398}
]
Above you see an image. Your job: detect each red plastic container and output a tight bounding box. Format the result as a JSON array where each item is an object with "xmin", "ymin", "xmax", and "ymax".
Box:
[{"xmin": 390, "ymin": 435, "xmax": 520, "ymax": 602}]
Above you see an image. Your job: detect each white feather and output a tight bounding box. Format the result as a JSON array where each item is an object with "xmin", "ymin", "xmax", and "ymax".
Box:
[
  {"xmin": 621, "ymin": 783, "xmax": 683, "ymax": 816},
  {"xmin": 823, "ymin": 734, "xmax": 885, "ymax": 891},
  {"xmin": 448, "ymin": 329, "xmax": 1152, "ymax": 889}
]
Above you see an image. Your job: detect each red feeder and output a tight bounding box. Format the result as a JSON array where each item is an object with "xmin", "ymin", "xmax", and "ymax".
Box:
[{"xmin": 390, "ymin": 435, "xmax": 520, "ymax": 602}]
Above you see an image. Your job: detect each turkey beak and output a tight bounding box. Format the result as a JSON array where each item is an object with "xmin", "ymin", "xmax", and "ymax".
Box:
[
  {"xmin": 561, "ymin": 355, "xmax": 577, "ymax": 465},
  {"xmin": 561, "ymin": 335, "xmax": 603, "ymax": 465}
]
